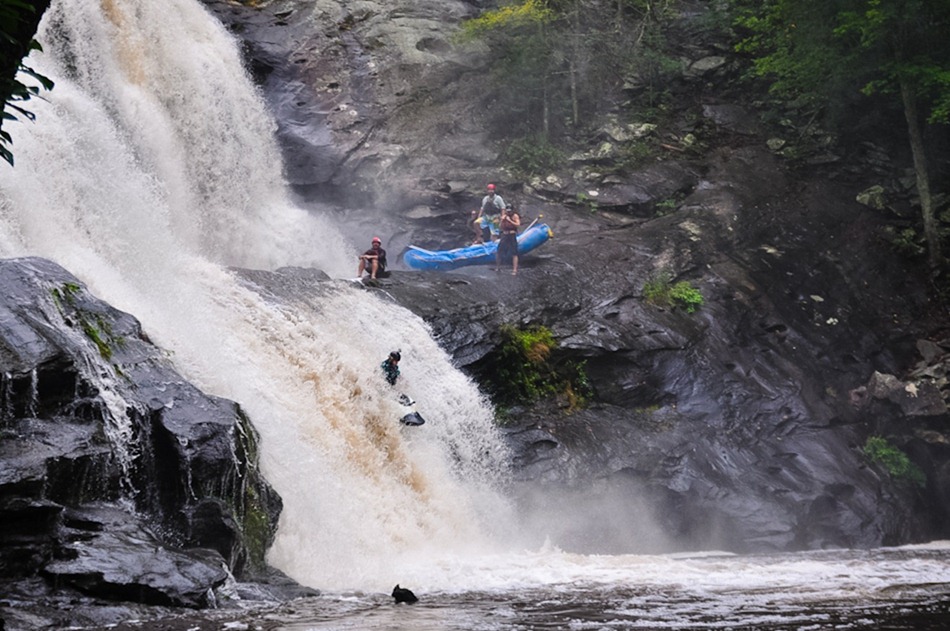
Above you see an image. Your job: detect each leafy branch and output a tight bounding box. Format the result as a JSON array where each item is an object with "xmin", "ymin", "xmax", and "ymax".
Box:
[{"xmin": 0, "ymin": 0, "xmax": 54, "ymax": 166}]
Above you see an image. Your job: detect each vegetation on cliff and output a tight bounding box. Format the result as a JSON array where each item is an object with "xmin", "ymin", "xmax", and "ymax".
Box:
[
  {"xmin": 459, "ymin": 0, "xmax": 949, "ymax": 276},
  {"xmin": 733, "ymin": 0, "xmax": 950, "ymax": 269},
  {"xmin": 480, "ymin": 323, "xmax": 592, "ymax": 416},
  {"xmin": 458, "ymin": 0, "xmax": 685, "ymax": 143},
  {"xmin": 864, "ymin": 435, "xmax": 927, "ymax": 487}
]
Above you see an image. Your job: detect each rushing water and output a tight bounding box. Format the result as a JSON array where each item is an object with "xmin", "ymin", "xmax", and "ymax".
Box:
[
  {"xmin": 1, "ymin": 1, "xmax": 949, "ymax": 629},
  {"xmin": 117, "ymin": 545, "xmax": 950, "ymax": 629}
]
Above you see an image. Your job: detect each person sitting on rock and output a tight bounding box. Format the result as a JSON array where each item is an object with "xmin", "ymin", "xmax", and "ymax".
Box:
[{"xmin": 358, "ymin": 236, "xmax": 387, "ymax": 280}]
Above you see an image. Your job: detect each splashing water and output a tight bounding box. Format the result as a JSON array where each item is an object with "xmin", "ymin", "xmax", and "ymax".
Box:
[{"xmin": 0, "ymin": 0, "xmax": 512, "ymax": 590}]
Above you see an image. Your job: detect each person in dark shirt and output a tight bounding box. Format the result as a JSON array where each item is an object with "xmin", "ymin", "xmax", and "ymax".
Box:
[
  {"xmin": 496, "ymin": 204, "xmax": 521, "ymax": 275},
  {"xmin": 358, "ymin": 236, "xmax": 387, "ymax": 280},
  {"xmin": 381, "ymin": 350, "xmax": 401, "ymax": 386}
]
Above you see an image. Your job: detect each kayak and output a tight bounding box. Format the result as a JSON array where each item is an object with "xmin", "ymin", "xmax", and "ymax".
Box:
[{"xmin": 404, "ymin": 223, "xmax": 553, "ymax": 271}]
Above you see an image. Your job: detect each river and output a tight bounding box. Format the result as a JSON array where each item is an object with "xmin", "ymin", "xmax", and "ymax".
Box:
[{"xmin": 103, "ymin": 545, "xmax": 950, "ymax": 629}]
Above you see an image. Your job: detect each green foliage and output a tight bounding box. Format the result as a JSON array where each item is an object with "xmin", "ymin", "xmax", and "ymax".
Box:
[
  {"xmin": 655, "ymin": 197, "xmax": 679, "ymax": 216},
  {"xmin": 882, "ymin": 225, "xmax": 926, "ymax": 258},
  {"xmin": 731, "ymin": 0, "xmax": 950, "ymax": 125},
  {"xmin": 233, "ymin": 411, "xmax": 275, "ymax": 575},
  {"xmin": 81, "ymin": 317, "xmax": 113, "ymax": 360},
  {"xmin": 863, "ymin": 436, "xmax": 926, "ymax": 487},
  {"xmin": 458, "ymin": 1, "xmax": 682, "ymax": 140},
  {"xmin": 833, "ymin": 0, "xmax": 950, "ymax": 125},
  {"xmin": 50, "ymin": 281, "xmax": 81, "ymax": 309},
  {"xmin": 504, "ymin": 134, "xmax": 565, "ymax": 178},
  {"xmin": 733, "ymin": 1, "xmax": 845, "ymax": 103},
  {"xmin": 576, "ymin": 191, "xmax": 599, "ymax": 213},
  {"xmin": 730, "ymin": 0, "xmax": 950, "ymax": 267},
  {"xmin": 483, "ymin": 324, "xmax": 592, "ymax": 415},
  {"xmin": 642, "ymin": 271, "xmax": 671, "ymax": 304},
  {"xmin": 669, "ymin": 281, "xmax": 704, "ymax": 313},
  {"xmin": 51, "ymin": 282, "xmax": 123, "ymax": 360},
  {"xmin": 456, "ymin": 0, "xmax": 553, "ymax": 41},
  {"xmin": 643, "ymin": 271, "xmax": 704, "ymax": 313},
  {"xmin": 458, "ymin": 3, "xmax": 560, "ymax": 138},
  {"xmin": 0, "ymin": 0, "xmax": 54, "ymax": 166}
]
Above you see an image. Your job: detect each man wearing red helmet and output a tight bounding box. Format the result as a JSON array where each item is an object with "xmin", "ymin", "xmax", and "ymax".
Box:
[{"xmin": 358, "ymin": 236, "xmax": 387, "ymax": 280}]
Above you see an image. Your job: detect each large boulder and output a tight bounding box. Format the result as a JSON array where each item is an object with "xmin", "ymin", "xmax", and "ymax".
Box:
[{"xmin": 0, "ymin": 258, "xmax": 284, "ymax": 610}]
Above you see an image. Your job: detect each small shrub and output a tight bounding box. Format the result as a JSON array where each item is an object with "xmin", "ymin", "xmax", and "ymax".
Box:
[
  {"xmin": 669, "ymin": 281, "xmax": 704, "ymax": 313},
  {"xmin": 882, "ymin": 226, "xmax": 926, "ymax": 257},
  {"xmin": 863, "ymin": 436, "xmax": 926, "ymax": 487},
  {"xmin": 643, "ymin": 272, "xmax": 704, "ymax": 313},
  {"xmin": 642, "ymin": 271, "xmax": 673, "ymax": 305},
  {"xmin": 483, "ymin": 324, "xmax": 592, "ymax": 414},
  {"xmin": 655, "ymin": 197, "xmax": 679, "ymax": 216},
  {"xmin": 576, "ymin": 191, "xmax": 599, "ymax": 213}
]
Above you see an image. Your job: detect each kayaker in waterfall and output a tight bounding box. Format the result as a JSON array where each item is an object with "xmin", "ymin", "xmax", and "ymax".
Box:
[
  {"xmin": 357, "ymin": 236, "xmax": 387, "ymax": 280},
  {"xmin": 496, "ymin": 204, "xmax": 521, "ymax": 275},
  {"xmin": 381, "ymin": 350, "xmax": 401, "ymax": 386},
  {"xmin": 475, "ymin": 183, "xmax": 505, "ymax": 243}
]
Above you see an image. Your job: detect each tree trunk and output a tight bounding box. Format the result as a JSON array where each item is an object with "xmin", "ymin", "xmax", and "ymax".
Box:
[
  {"xmin": 571, "ymin": 8, "xmax": 580, "ymax": 127},
  {"xmin": 900, "ymin": 77, "xmax": 943, "ymax": 269},
  {"xmin": 542, "ymin": 79, "xmax": 550, "ymax": 138},
  {"xmin": 569, "ymin": 58, "xmax": 579, "ymax": 127}
]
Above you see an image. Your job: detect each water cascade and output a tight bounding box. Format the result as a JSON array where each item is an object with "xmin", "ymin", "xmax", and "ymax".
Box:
[
  {"xmin": 5, "ymin": 4, "xmax": 950, "ymax": 624},
  {"xmin": 0, "ymin": 0, "xmax": 511, "ymax": 590}
]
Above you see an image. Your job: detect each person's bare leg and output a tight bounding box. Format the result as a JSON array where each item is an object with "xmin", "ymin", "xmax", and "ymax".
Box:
[
  {"xmin": 370, "ymin": 260, "xmax": 378, "ymax": 279},
  {"xmin": 512, "ymin": 255, "xmax": 518, "ymax": 275},
  {"xmin": 358, "ymin": 259, "xmax": 366, "ymax": 277}
]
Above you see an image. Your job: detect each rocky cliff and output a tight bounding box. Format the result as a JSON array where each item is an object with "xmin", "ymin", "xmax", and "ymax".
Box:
[
  {"xmin": 0, "ymin": 258, "xmax": 312, "ymax": 629},
  {"xmin": 198, "ymin": 0, "xmax": 950, "ymax": 551}
]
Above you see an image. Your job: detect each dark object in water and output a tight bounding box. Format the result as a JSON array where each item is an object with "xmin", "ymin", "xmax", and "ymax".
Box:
[
  {"xmin": 397, "ymin": 393, "xmax": 426, "ymax": 426},
  {"xmin": 392, "ymin": 584, "xmax": 418, "ymax": 604}
]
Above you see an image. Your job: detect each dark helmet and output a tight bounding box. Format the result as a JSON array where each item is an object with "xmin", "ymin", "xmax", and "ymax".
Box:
[{"xmin": 390, "ymin": 350, "xmax": 401, "ymax": 361}]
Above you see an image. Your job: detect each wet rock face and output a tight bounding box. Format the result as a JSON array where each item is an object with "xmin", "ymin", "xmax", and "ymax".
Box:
[
  {"xmin": 368, "ymin": 145, "xmax": 947, "ymax": 554},
  {"xmin": 202, "ymin": 0, "xmax": 949, "ymax": 554},
  {"xmin": 204, "ymin": 0, "xmax": 487, "ymax": 208},
  {"xmin": 0, "ymin": 258, "xmax": 282, "ymax": 608}
]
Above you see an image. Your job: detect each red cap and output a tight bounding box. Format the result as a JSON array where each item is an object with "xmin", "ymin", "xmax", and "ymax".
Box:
[
  {"xmin": 372, "ymin": 236, "xmax": 381, "ymax": 243},
  {"xmin": 487, "ymin": 183, "xmax": 495, "ymax": 191}
]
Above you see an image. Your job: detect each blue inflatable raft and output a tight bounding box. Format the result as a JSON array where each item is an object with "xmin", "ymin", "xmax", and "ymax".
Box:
[{"xmin": 404, "ymin": 223, "xmax": 553, "ymax": 271}]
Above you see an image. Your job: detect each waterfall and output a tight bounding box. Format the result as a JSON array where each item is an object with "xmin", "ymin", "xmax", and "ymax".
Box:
[{"xmin": 0, "ymin": 0, "xmax": 512, "ymax": 590}]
